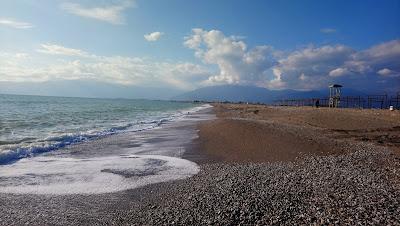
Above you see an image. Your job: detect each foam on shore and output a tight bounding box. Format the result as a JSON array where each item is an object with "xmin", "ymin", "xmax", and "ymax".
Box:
[
  {"xmin": 0, "ymin": 154, "xmax": 199, "ymax": 195},
  {"xmin": 0, "ymin": 104, "xmax": 213, "ymax": 165}
]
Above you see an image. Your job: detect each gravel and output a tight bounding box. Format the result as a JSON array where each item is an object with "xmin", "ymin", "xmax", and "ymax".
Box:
[
  {"xmin": 1, "ymin": 143, "xmax": 399, "ymax": 225},
  {"xmin": 121, "ymin": 143, "xmax": 400, "ymax": 225}
]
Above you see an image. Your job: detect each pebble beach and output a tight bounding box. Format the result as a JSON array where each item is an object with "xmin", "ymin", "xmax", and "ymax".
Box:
[{"xmin": 1, "ymin": 103, "xmax": 400, "ymax": 225}]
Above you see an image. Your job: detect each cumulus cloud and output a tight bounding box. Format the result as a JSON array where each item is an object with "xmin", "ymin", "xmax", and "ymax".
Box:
[
  {"xmin": 1, "ymin": 29, "xmax": 399, "ymax": 92},
  {"xmin": 183, "ymin": 29, "xmax": 400, "ymax": 91},
  {"xmin": 0, "ymin": 18, "xmax": 33, "ymax": 29},
  {"xmin": 183, "ymin": 28, "xmax": 359, "ymax": 89},
  {"xmin": 347, "ymin": 40, "xmax": 400, "ymax": 74},
  {"xmin": 268, "ymin": 45, "xmax": 355, "ymax": 89},
  {"xmin": 268, "ymin": 40, "xmax": 400, "ymax": 90},
  {"xmin": 61, "ymin": 0, "xmax": 134, "ymax": 24},
  {"xmin": 144, "ymin": 32, "xmax": 164, "ymax": 42},
  {"xmin": 184, "ymin": 28, "xmax": 276, "ymax": 85},
  {"xmin": 320, "ymin": 28, "xmax": 337, "ymax": 34}
]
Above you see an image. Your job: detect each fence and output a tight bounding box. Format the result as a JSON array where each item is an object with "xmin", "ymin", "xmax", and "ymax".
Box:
[
  {"xmin": 274, "ymin": 92, "xmax": 400, "ymax": 109},
  {"xmin": 389, "ymin": 92, "xmax": 400, "ymax": 109}
]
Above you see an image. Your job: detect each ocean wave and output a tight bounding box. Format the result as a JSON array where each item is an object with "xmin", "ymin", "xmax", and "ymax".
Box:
[{"xmin": 0, "ymin": 104, "xmax": 212, "ymax": 165}]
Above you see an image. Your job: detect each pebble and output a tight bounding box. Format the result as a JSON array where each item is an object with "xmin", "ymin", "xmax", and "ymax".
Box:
[
  {"xmin": 1, "ymin": 143, "xmax": 399, "ymax": 225},
  {"xmin": 121, "ymin": 143, "xmax": 400, "ymax": 225}
]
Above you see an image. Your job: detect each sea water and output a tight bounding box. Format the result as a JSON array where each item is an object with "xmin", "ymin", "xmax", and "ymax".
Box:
[{"xmin": 0, "ymin": 94, "xmax": 211, "ymax": 194}]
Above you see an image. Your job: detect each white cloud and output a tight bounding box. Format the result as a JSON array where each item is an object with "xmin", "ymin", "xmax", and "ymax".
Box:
[
  {"xmin": 61, "ymin": 0, "xmax": 134, "ymax": 24},
  {"xmin": 37, "ymin": 44, "xmax": 89, "ymax": 57},
  {"xmin": 0, "ymin": 45, "xmax": 211, "ymax": 90},
  {"xmin": 377, "ymin": 68, "xmax": 392, "ymax": 76},
  {"xmin": 184, "ymin": 28, "xmax": 276, "ymax": 85},
  {"xmin": 320, "ymin": 28, "xmax": 337, "ymax": 34},
  {"xmin": 253, "ymin": 45, "xmax": 354, "ymax": 89},
  {"xmin": 144, "ymin": 32, "xmax": 164, "ymax": 42},
  {"xmin": 0, "ymin": 18, "xmax": 33, "ymax": 29},
  {"xmin": 377, "ymin": 68, "xmax": 399, "ymax": 77},
  {"xmin": 184, "ymin": 29, "xmax": 400, "ymax": 91},
  {"xmin": 1, "ymin": 29, "xmax": 399, "ymax": 92},
  {"xmin": 348, "ymin": 39, "xmax": 400, "ymax": 73},
  {"xmin": 267, "ymin": 40, "xmax": 400, "ymax": 90},
  {"xmin": 329, "ymin": 68, "xmax": 351, "ymax": 77}
]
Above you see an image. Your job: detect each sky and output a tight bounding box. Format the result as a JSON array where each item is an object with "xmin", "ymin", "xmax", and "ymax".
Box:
[{"xmin": 0, "ymin": 0, "xmax": 399, "ymax": 98}]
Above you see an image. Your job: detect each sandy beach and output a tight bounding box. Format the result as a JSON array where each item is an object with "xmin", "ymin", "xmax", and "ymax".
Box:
[
  {"xmin": 198, "ymin": 104, "xmax": 400, "ymax": 162},
  {"xmin": 1, "ymin": 104, "xmax": 400, "ymax": 225}
]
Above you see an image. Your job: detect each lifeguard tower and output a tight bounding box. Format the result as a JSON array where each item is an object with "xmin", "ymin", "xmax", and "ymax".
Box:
[{"xmin": 329, "ymin": 84, "xmax": 342, "ymax": 108}]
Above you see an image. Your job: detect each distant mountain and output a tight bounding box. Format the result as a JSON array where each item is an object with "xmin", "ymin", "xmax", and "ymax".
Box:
[
  {"xmin": 0, "ymin": 80, "xmax": 182, "ymax": 100},
  {"xmin": 173, "ymin": 85, "xmax": 367, "ymax": 104},
  {"xmin": 0, "ymin": 81, "xmax": 370, "ymax": 102}
]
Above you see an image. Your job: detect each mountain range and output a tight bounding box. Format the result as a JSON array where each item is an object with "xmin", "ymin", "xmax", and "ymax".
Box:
[{"xmin": 0, "ymin": 81, "xmax": 375, "ymax": 103}]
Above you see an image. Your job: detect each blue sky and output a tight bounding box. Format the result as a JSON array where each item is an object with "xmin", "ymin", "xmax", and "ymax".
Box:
[{"xmin": 0, "ymin": 0, "xmax": 399, "ymax": 97}]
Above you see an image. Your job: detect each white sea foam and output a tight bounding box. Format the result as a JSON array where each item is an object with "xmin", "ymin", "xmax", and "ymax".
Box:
[
  {"xmin": 0, "ymin": 103, "xmax": 212, "ymax": 194},
  {"xmin": 0, "ymin": 104, "xmax": 213, "ymax": 165},
  {"xmin": 0, "ymin": 154, "xmax": 199, "ymax": 194}
]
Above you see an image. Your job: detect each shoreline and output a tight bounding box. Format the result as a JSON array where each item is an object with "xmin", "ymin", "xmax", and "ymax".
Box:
[
  {"xmin": 1, "ymin": 104, "xmax": 400, "ymax": 225},
  {"xmin": 0, "ymin": 101, "xmax": 209, "ymax": 165},
  {"xmin": 0, "ymin": 105, "xmax": 216, "ymax": 225}
]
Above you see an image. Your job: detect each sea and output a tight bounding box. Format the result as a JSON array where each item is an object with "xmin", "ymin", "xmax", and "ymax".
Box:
[{"xmin": 0, "ymin": 94, "xmax": 212, "ymax": 194}]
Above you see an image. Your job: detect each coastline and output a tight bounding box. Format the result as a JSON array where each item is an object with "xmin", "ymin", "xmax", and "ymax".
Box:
[
  {"xmin": 1, "ymin": 104, "xmax": 400, "ymax": 225},
  {"xmin": 0, "ymin": 104, "xmax": 215, "ymax": 224}
]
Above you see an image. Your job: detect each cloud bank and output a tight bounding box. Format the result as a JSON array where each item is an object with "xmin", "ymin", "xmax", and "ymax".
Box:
[
  {"xmin": 0, "ymin": 45, "xmax": 210, "ymax": 90},
  {"xmin": 0, "ymin": 29, "xmax": 398, "ymax": 92},
  {"xmin": 184, "ymin": 29, "xmax": 400, "ymax": 91}
]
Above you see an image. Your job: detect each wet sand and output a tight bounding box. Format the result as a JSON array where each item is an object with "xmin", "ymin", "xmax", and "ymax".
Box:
[{"xmin": 1, "ymin": 104, "xmax": 400, "ymax": 225}]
